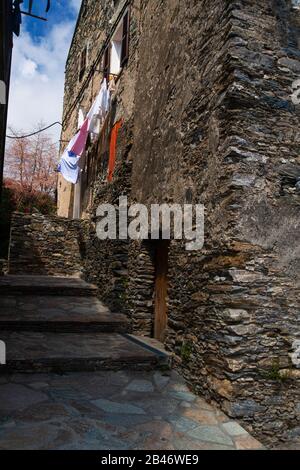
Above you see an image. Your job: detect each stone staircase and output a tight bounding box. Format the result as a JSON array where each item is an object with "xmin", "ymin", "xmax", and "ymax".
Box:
[{"xmin": 0, "ymin": 275, "xmax": 169, "ymax": 373}]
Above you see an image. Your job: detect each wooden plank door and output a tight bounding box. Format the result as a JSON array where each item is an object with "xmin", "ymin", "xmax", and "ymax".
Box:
[{"xmin": 154, "ymin": 240, "xmax": 169, "ymax": 342}]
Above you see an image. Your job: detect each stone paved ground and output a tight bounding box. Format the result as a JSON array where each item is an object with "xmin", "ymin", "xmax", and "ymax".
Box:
[{"xmin": 0, "ymin": 370, "xmax": 263, "ymax": 450}]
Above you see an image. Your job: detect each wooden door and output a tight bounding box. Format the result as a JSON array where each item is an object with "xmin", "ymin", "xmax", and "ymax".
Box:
[{"xmin": 154, "ymin": 240, "xmax": 169, "ymax": 342}]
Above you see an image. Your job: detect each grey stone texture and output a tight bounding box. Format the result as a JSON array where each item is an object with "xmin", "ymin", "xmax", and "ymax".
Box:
[
  {"xmin": 8, "ymin": 212, "xmax": 87, "ymax": 277},
  {"xmin": 0, "ymin": 275, "xmax": 167, "ymax": 373},
  {"xmin": 0, "ymin": 370, "xmax": 263, "ymax": 450},
  {"xmin": 9, "ymin": 0, "xmax": 300, "ymax": 446}
]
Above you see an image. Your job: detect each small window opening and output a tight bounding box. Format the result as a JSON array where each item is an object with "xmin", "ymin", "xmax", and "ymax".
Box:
[
  {"xmin": 106, "ymin": 9, "xmax": 130, "ymax": 80},
  {"xmin": 79, "ymin": 46, "xmax": 87, "ymax": 82},
  {"xmin": 110, "ymin": 20, "xmax": 124, "ymax": 76},
  {"xmin": 121, "ymin": 10, "xmax": 130, "ymax": 67},
  {"xmin": 103, "ymin": 44, "xmax": 111, "ymax": 82}
]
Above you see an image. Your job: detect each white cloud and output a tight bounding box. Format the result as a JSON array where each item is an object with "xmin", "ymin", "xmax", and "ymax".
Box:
[
  {"xmin": 7, "ymin": 4, "xmax": 81, "ymax": 146},
  {"xmin": 21, "ymin": 59, "xmax": 38, "ymax": 78},
  {"xmin": 70, "ymin": 0, "xmax": 82, "ymax": 11}
]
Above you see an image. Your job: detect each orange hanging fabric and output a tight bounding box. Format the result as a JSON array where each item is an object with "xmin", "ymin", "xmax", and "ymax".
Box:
[{"xmin": 108, "ymin": 120, "xmax": 122, "ymax": 182}]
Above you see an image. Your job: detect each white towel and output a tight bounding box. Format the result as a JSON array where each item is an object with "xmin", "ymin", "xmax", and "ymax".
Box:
[{"xmin": 58, "ymin": 134, "xmax": 81, "ymax": 184}]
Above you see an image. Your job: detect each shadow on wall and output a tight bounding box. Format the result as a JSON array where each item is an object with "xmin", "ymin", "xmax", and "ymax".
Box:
[{"xmin": 8, "ymin": 212, "xmax": 86, "ymax": 277}]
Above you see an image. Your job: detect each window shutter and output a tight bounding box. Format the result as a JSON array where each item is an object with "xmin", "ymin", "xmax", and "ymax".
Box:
[
  {"xmin": 120, "ymin": 10, "xmax": 130, "ymax": 68},
  {"xmin": 103, "ymin": 45, "xmax": 111, "ymax": 81},
  {"xmin": 79, "ymin": 46, "xmax": 87, "ymax": 82}
]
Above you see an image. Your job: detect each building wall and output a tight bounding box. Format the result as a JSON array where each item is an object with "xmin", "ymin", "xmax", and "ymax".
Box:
[
  {"xmin": 8, "ymin": 212, "xmax": 87, "ymax": 277},
  {"xmin": 0, "ymin": 0, "xmax": 13, "ymax": 197},
  {"xmin": 58, "ymin": 0, "xmax": 141, "ymax": 312},
  {"xmin": 58, "ymin": 0, "xmax": 133, "ymax": 217},
  {"xmin": 59, "ymin": 0, "xmax": 300, "ymax": 443}
]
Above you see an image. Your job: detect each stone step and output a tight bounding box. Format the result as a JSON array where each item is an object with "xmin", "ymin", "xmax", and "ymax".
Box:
[
  {"xmin": 0, "ymin": 275, "xmax": 98, "ymax": 297},
  {"xmin": 0, "ymin": 332, "xmax": 169, "ymax": 373},
  {"xmin": 0, "ymin": 295, "xmax": 129, "ymax": 333}
]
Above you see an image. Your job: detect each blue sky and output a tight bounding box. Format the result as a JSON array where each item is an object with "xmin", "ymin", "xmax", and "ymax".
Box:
[
  {"xmin": 23, "ymin": 0, "xmax": 80, "ymax": 39},
  {"xmin": 7, "ymin": 0, "xmax": 82, "ymax": 144}
]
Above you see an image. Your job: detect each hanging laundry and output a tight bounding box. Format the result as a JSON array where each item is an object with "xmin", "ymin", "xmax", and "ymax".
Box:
[
  {"xmin": 59, "ymin": 79, "xmax": 111, "ymax": 184},
  {"xmin": 87, "ymin": 78, "xmax": 110, "ymax": 135},
  {"xmin": 108, "ymin": 120, "xmax": 122, "ymax": 182},
  {"xmin": 109, "ymin": 77, "xmax": 116, "ymax": 94},
  {"xmin": 58, "ymin": 135, "xmax": 81, "ymax": 184},
  {"xmin": 70, "ymin": 117, "xmax": 89, "ymax": 156}
]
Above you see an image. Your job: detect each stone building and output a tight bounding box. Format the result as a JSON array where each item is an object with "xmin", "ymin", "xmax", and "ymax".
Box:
[
  {"xmin": 0, "ymin": 0, "xmax": 13, "ymax": 197},
  {"xmin": 57, "ymin": 0, "xmax": 300, "ymax": 443}
]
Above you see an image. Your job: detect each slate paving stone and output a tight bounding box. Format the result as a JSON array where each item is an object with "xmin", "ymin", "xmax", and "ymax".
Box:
[
  {"xmin": 170, "ymin": 391, "xmax": 197, "ymax": 402},
  {"xmin": 48, "ymin": 387, "xmax": 91, "ymax": 401},
  {"xmin": 172, "ymin": 436, "xmax": 235, "ymax": 451},
  {"xmin": 187, "ymin": 425, "xmax": 234, "ymax": 446},
  {"xmin": 14, "ymin": 402, "xmax": 76, "ymax": 423},
  {"xmin": 153, "ymin": 372, "xmax": 170, "ymax": 389},
  {"xmin": 0, "ymin": 371, "xmax": 263, "ymax": 450},
  {"xmin": 194, "ymin": 397, "xmax": 216, "ymax": 411},
  {"xmin": 138, "ymin": 397, "xmax": 180, "ymax": 416},
  {"xmin": 0, "ymin": 384, "xmax": 48, "ymax": 412},
  {"xmin": 126, "ymin": 379, "xmax": 154, "ymax": 393},
  {"xmin": 84, "ymin": 428, "xmax": 130, "ymax": 450},
  {"xmin": 182, "ymin": 407, "xmax": 219, "ymax": 425},
  {"xmin": 1, "ymin": 420, "xmax": 16, "ymax": 429},
  {"xmin": 168, "ymin": 416, "xmax": 200, "ymax": 433},
  {"xmin": 0, "ymin": 275, "xmax": 264, "ymax": 449},
  {"xmin": 101, "ymin": 413, "xmax": 150, "ymax": 428},
  {"xmin": 168, "ymin": 382, "xmax": 190, "ymax": 392},
  {"xmin": 179, "ymin": 401, "xmax": 192, "ymax": 408},
  {"xmin": 28, "ymin": 382, "xmax": 49, "ymax": 390},
  {"xmin": 10, "ymin": 373, "xmax": 52, "ymax": 384},
  {"xmin": 92, "ymin": 399, "xmax": 146, "ymax": 415},
  {"xmin": 234, "ymin": 434, "xmax": 264, "ymax": 450},
  {"xmin": 222, "ymin": 421, "xmax": 249, "ymax": 437},
  {"xmin": 0, "ymin": 423, "xmax": 67, "ymax": 450}
]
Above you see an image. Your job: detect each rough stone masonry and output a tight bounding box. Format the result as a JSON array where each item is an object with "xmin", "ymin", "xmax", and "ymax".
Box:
[{"xmin": 8, "ymin": 0, "xmax": 298, "ymax": 445}]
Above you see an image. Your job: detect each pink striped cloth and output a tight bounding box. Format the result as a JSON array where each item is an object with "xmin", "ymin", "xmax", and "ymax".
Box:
[{"xmin": 70, "ymin": 117, "xmax": 89, "ymax": 156}]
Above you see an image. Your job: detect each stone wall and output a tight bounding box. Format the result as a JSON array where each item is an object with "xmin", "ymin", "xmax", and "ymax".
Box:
[
  {"xmin": 128, "ymin": 0, "xmax": 300, "ymax": 445},
  {"xmin": 57, "ymin": 0, "xmax": 138, "ymax": 217},
  {"xmin": 59, "ymin": 0, "xmax": 300, "ymax": 445},
  {"xmin": 8, "ymin": 212, "xmax": 87, "ymax": 277},
  {"xmin": 59, "ymin": 0, "xmax": 142, "ymax": 317}
]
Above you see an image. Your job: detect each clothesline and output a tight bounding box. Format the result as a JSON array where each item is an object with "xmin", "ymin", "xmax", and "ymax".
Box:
[{"xmin": 58, "ymin": 78, "xmax": 111, "ymax": 185}]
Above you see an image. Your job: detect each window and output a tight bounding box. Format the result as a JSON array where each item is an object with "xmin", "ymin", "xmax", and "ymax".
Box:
[
  {"xmin": 121, "ymin": 10, "xmax": 130, "ymax": 67},
  {"xmin": 107, "ymin": 9, "xmax": 130, "ymax": 78},
  {"xmin": 79, "ymin": 46, "xmax": 87, "ymax": 82},
  {"xmin": 103, "ymin": 44, "xmax": 111, "ymax": 82},
  {"xmin": 110, "ymin": 19, "xmax": 123, "ymax": 76}
]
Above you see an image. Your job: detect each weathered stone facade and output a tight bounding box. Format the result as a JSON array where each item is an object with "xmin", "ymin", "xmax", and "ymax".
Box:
[
  {"xmin": 58, "ymin": 0, "xmax": 300, "ymax": 445},
  {"xmin": 8, "ymin": 212, "xmax": 86, "ymax": 277}
]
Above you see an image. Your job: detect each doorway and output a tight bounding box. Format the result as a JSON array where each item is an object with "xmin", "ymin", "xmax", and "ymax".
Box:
[{"xmin": 153, "ymin": 240, "xmax": 169, "ymax": 342}]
